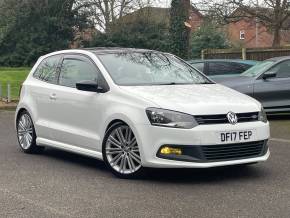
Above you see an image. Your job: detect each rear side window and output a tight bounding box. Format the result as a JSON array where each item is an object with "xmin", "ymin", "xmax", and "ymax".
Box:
[
  {"xmin": 230, "ymin": 63, "xmax": 251, "ymax": 73},
  {"xmin": 33, "ymin": 55, "xmax": 61, "ymax": 83},
  {"xmin": 59, "ymin": 56, "xmax": 98, "ymax": 88},
  {"xmin": 207, "ymin": 62, "xmax": 248, "ymax": 76}
]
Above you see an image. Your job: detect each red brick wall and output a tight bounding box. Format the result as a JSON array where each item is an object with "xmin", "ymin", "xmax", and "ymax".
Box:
[{"xmin": 227, "ymin": 18, "xmax": 290, "ymax": 48}]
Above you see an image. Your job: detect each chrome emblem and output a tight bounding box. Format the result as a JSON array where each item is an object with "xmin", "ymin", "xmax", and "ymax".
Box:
[{"xmin": 227, "ymin": 111, "xmax": 238, "ymax": 125}]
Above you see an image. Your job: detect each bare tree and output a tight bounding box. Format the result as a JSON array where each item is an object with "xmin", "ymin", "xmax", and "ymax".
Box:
[
  {"xmin": 192, "ymin": 0, "xmax": 290, "ymax": 46},
  {"xmin": 75, "ymin": 0, "xmax": 157, "ymax": 32},
  {"xmin": 192, "ymin": 0, "xmax": 236, "ymax": 25},
  {"xmin": 229, "ymin": 0, "xmax": 290, "ymax": 47}
]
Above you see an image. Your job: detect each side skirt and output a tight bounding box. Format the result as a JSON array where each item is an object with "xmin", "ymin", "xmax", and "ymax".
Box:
[{"xmin": 36, "ymin": 137, "xmax": 103, "ymax": 160}]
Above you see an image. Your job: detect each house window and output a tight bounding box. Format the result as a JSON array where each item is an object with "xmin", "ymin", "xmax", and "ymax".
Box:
[{"xmin": 240, "ymin": 30, "xmax": 245, "ymax": 40}]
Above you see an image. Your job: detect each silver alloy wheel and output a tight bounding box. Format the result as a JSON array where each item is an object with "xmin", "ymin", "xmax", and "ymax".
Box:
[
  {"xmin": 105, "ymin": 126, "xmax": 141, "ymax": 174},
  {"xmin": 17, "ymin": 114, "xmax": 34, "ymax": 150}
]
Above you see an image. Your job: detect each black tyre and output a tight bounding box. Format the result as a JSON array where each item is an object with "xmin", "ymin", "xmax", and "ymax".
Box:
[
  {"xmin": 16, "ymin": 110, "xmax": 44, "ymax": 154},
  {"xmin": 102, "ymin": 123, "xmax": 145, "ymax": 179}
]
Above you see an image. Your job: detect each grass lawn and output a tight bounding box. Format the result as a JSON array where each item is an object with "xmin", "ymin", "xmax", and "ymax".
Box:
[{"xmin": 0, "ymin": 67, "xmax": 30, "ymax": 100}]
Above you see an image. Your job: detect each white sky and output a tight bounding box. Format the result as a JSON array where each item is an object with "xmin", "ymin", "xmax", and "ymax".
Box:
[
  {"xmin": 154, "ymin": 0, "xmax": 255, "ymax": 8},
  {"xmin": 153, "ymin": 0, "xmax": 170, "ymax": 8},
  {"xmin": 152, "ymin": 0, "xmax": 202, "ymax": 8}
]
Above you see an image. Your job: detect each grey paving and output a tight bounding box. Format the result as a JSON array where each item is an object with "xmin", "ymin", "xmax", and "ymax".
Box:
[{"xmin": 0, "ymin": 110, "xmax": 290, "ymax": 218}]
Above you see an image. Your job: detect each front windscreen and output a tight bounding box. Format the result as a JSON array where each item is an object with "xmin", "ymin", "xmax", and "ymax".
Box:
[
  {"xmin": 97, "ymin": 52, "xmax": 212, "ymax": 86},
  {"xmin": 242, "ymin": 60, "xmax": 274, "ymax": 77}
]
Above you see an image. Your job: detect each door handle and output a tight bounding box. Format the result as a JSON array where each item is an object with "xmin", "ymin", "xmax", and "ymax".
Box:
[{"xmin": 49, "ymin": 93, "xmax": 57, "ymax": 100}]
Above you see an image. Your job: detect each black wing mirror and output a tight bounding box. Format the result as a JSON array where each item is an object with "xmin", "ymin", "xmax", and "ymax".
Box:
[
  {"xmin": 76, "ymin": 80, "xmax": 104, "ymax": 93},
  {"xmin": 262, "ymin": 71, "xmax": 276, "ymax": 80}
]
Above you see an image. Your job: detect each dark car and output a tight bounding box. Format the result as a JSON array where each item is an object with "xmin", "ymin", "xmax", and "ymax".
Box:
[
  {"xmin": 188, "ymin": 59, "xmax": 258, "ymax": 79},
  {"xmin": 215, "ymin": 57, "xmax": 290, "ymax": 113}
]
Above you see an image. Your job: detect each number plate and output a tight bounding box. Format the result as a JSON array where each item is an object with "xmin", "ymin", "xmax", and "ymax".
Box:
[{"xmin": 218, "ymin": 130, "xmax": 254, "ymax": 143}]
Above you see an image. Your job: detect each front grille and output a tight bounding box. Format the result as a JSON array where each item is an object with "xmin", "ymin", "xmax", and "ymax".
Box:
[
  {"xmin": 195, "ymin": 112, "xmax": 259, "ymax": 125},
  {"xmin": 201, "ymin": 140, "xmax": 265, "ymax": 161}
]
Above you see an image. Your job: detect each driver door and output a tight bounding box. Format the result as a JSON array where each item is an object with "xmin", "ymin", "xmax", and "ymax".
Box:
[
  {"xmin": 48, "ymin": 54, "xmax": 107, "ymax": 151},
  {"xmin": 253, "ymin": 60, "xmax": 290, "ymax": 110}
]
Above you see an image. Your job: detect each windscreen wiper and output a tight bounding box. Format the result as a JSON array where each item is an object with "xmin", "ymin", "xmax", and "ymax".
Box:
[
  {"xmin": 158, "ymin": 82, "xmax": 179, "ymax": 85},
  {"xmin": 156, "ymin": 82, "xmax": 214, "ymax": 85},
  {"xmin": 198, "ymin": 81, "xmax": 215, "ymax": 84}
]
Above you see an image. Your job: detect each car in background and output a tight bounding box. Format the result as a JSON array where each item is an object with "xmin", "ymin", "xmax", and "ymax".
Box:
[
  {"xmin": 188, "ymin": 59, "xmax": 258, "ymax": 79},
  {"xmin": 215, "ymin": 56, "xmax": 290, "ymax": 114}
]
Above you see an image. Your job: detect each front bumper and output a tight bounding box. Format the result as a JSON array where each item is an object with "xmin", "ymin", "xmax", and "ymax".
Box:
[{"xmin": 134, "ymin": 121, "xmax": 270, "ymax": 168}]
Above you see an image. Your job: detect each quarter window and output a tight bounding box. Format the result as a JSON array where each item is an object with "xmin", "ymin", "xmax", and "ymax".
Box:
[
  {"xmin": 59, "ymin": 56, "xmax": 98, "ymax": 88},
  {"xmin": 33, "ymin": 55, "xmax": 60, "ymax": 83}
]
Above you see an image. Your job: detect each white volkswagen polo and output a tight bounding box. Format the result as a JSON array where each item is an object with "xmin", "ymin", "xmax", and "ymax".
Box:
[{"xmin": 15, "ymin": 48, "xmax": 270, "ymax": 178}]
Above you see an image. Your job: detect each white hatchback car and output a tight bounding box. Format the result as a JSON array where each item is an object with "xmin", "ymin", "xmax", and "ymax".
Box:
[{"xmin": 15, "ymin": 48, "xmax": 270, "ymax": 178}]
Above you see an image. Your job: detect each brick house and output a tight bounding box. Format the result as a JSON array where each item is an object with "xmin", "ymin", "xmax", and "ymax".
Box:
[
  {"xmin": 112, "ymin": 6, "xmax": 203, "ymax": 32},
  {"xmin": 226, "ymin": 8, "xmax": 290, "ymax": 48}
]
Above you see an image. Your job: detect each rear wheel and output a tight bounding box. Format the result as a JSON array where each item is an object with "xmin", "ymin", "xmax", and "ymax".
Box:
[
  {"xmin": 16, "ymin": 111, "xmax": 44, "ymax": 153},
  {"xmin": 102, "ymin": 123, "xmax": 144, "ymax": 179}
]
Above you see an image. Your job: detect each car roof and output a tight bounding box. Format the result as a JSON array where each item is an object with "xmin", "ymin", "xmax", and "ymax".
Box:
[
  {"xmin": 266, "ymin": 56, "xmax": 290, "ymax": 62},
  {"xmin": 82, "ymin": 47, "xmax": 160, "ymax": 54},
  {"xmin": 40, "ymin": 47, "xmax": 166, "ymax": 61},
  {"xmin": 188, "ymin": 59, "xmax": 258, "ymax": 65}
]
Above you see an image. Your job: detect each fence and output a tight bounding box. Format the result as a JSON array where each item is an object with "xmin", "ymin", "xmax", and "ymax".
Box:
[
  {"xmin": 201, "ymin": 47, "xmax": 290, "ymax": 61},
  {"xmin": 0, "ymin": 81, "xmax": 22, "ymax": 103}
]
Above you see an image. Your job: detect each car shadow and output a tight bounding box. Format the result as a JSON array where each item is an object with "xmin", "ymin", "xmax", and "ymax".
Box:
[
  {"xmin": 39, "ymin": 148, "xmax": 270, "ymax": 184},
  {"xmin": 142, "ymin": 165, "xmax": 270, "ymax": 184},
  {"xmin": 40, "ymin": 147, "xmax": 108, "ymax": 172}
]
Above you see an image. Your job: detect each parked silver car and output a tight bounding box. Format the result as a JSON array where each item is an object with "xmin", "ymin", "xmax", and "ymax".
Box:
[{"xmin": 215, "ymin": 57, "xmax": 290, "ymax": 113}]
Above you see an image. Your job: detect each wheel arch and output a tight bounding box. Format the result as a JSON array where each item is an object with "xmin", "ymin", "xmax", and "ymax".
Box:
[
  {"xmin": 102, "ymin": 115, "xmax": 140, "ymax": 141},
  {"xmin": 16, "ymin": 108, "xmax": 27, "ymax": 121},
  {"xmin": 102, "ymin": 116, "xmax": 145, "ymax": 163},
  {"xmin": 15, "ymin": 105, "xmax": 36, "ymax": 130},
  {"xmin": 105, "ymin": 119, "xmax": 127, "ymax": 133}
]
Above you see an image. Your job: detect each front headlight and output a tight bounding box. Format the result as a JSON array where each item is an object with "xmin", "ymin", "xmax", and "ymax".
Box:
[
  {"xmin": 146, "ymin": 108, "xmax": 198, "ymax": 129},
  {"xmin": 258, "ymin": 107, "xmax": 267, "ymax": 123}
]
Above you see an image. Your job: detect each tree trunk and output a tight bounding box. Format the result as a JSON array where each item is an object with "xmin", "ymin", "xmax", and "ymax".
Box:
[
  {"xmin": 272, "ymin": 26, "xmax": 281, "ymax": 47},
  {"xmin": 181, "ymin": 0, "xmax": 191, "ymax": 59},
  {"xmin": 103, "ymin": 0, "xmax": 111, "ymax": 32},
  {"xmin": 169, "ymin": 0, "xmax": 191, "ymax": 59}
]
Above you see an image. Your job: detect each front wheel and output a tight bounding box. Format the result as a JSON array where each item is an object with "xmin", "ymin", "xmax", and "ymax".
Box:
[{"xmin": 102, "ymin": 123, "xmax": 145, "ymax": 179}]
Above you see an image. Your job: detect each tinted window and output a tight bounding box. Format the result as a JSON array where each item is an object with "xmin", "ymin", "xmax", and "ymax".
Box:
[
  {"xmin": 268, "ymin": 60, "xmax": 290, "ymax": 78},
  {"xmin": 97, "ymin": 52, "xmax": 211, "ymax": 86},
  {"xmin": 231, "ymin": 63, "xmax": 251, "ymax": 73},
  {"xmin": 33, "ymin": 55, "xmax": 60, "ymax": 83},
  {"xmin": 59, "ymin": 56, "xmax": 98, "ymax": 88},
  {"xmin": 191, "ymin": 62, "xmax": 204, "ymax": 72},
  {"xmin": 207, "ymin": 62, "xmax": 248, "ymax": 76}
]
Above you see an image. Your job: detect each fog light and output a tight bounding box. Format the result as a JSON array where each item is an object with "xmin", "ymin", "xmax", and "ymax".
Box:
[{"xmin": 160, "ymin": 146, "xmax": 182, "ymax": 155}]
